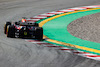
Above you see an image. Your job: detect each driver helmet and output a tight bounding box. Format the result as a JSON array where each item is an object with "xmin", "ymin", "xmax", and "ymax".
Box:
[{"xmin": 21, "ymin": 17, "xmax": 27, "ymax": 22}]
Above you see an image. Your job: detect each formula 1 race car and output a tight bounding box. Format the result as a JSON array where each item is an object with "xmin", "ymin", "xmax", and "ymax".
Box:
[{"xmin": 4, "ymin": 18, "xmax": 43, "ymax": 40}]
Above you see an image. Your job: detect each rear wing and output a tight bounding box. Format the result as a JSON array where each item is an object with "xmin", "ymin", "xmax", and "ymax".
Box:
[{"xmin": 19, "ymin": 22, "xmax": 36, "ymax": 26}]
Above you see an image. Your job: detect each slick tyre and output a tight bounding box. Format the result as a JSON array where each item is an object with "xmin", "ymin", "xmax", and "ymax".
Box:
[
  {"xmin": 35, "ymin": 27, "xmax": 43, "ymax": 40},
  {"xmin": 7, "ymin": 25, "xmax": 15, "ymax": 38},
  {"xmin": 34, "ymin": 23, "xmax": 39, "ymax": 27},
  {"xmin": 4, "ymin": 22, "xmax": 11, "ymax": 34}
]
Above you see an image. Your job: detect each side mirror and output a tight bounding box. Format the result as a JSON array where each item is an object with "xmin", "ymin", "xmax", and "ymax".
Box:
[{"xmin": 15, "ymin": 22, "xmax": 20, "ymax": 25}]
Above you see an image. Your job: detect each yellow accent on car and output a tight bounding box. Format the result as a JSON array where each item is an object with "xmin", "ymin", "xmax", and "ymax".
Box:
[{"xmin": 24, "ymin": 32, "xmax": 27, "ymax": 35}]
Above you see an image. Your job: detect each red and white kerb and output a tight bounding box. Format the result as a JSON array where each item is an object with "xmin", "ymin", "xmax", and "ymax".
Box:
[{"xmin": 26, "ymin": 5, "xmax": 100, "ymax": 61}]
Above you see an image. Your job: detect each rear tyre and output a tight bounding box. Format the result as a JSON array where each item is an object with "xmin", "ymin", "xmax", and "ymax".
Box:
[
  {"xmin": 7, "ymin": 25, "xmax": 15, "ymax": 38},
  {"xmin": 34, "ymin": 23, "xmax": 39, "ymax": 27},
  {"xmin": 4, "ymin": 22, "xmax": 11, "ymax": 34},
  {"xmin": 35, "ymin": 27, "xmax": 43, "ymax": 40}
]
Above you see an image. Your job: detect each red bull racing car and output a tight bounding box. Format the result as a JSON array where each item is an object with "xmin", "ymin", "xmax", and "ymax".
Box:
[{"xmin": 4, "ymin": 18, "xmax": 43, "ymax": 40}]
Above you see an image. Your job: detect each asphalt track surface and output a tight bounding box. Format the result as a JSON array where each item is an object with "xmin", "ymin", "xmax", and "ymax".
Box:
[{"xmin": 0, "ymin": 0, "xmax": 100, "ymax": 67}]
